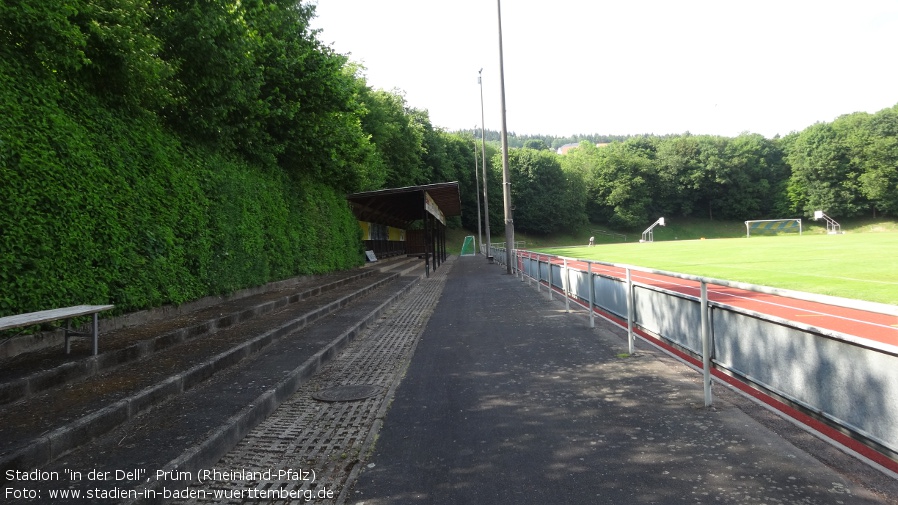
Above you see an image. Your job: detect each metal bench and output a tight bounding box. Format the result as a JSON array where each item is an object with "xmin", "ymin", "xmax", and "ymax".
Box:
[{"xmin": 0, "ymin": 305, "xmax": 114, "ymax": 355}]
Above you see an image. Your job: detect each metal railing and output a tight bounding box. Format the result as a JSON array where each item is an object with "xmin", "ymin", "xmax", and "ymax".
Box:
[
  {"xmin": 486, "ymin": 245, "xmax": 898, "ymax": 457},
  {"xmin": 491, "ymin": 241, "xmax": 525, "ymax": 250}
]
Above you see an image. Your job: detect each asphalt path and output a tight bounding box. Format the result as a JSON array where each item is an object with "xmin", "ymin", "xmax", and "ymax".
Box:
[{"xmin": 347, "ymin": 256, "xmax": 897, "ymax": 505}]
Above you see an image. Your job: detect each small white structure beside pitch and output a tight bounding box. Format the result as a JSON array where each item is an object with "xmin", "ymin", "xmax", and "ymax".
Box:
[
  {"xmin": 640, "ymin": 217, "xmax": 665, "ymax": 243},
  {"xmin": 814, "ymin": 210, "xmax": 844, "ymax": 234}
]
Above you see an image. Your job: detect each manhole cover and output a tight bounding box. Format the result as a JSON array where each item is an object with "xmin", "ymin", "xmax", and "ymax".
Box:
[{"xmin": 312, "ymin": 384, "xmax": 383, "ymax": 402}]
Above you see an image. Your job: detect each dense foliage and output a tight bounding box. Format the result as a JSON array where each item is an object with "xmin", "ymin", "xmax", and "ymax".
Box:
[
  {"xmin": 784, "ymin": 107, "xmax": 898, "ymax": 218},
  {"xmin": 492, "ymin": 149, "xmax": 585, "ymax": 234},
  {"xmin": 0, "ymin": 58, "xmax": 363, "ymax": 315},
  {"xmin": 1, "ymin": 0, "xmax": 895, "ymax": 319},
  {"xmin": 0, "ymin": 0, "xmax": 475, "ymax": 317}
]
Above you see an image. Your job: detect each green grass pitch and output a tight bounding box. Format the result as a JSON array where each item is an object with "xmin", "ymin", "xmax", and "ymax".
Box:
[{"xmin": 539, "ymin": 233, "xmax": 898, "ymax": 306}]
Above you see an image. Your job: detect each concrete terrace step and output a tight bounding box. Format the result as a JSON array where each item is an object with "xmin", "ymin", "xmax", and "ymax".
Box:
[
  {"xmin": 0, "ymin": 269, "xmax": 377, "ymax": 406},
  {"xmin": 365, "ymin": 255, "xmax": 424, "ymax": 276},
  {"xmin": 0, "ymin": 269, "xmax": 421, "ymax": 473},
  {"xmin": 13, "ymin": 272, "xmax": 424, "ymax": 504}
]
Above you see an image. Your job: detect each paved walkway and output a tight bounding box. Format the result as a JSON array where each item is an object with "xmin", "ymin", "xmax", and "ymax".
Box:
[
  {"xmin": 346, "ymin": 256, "xmax": 898, "ymax": 505},
  {"xmin": 179, "ymin": 260, "xmax": 448, "ymax": 504}
]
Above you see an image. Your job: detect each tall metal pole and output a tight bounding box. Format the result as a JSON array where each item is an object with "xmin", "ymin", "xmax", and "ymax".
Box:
[
  {"xmin": 497, "ymin": 0, "xmax": 514, "ymax": 274},
  {"xmin": 472, "ymin": 136, "xmax": 483, "ymax": 254},
  {"xmin": 478, "ymin": 70, "xmax": 492, "ymax": 260}
]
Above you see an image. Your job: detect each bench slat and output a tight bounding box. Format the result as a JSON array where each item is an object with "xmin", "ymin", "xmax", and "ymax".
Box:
[{"xmin": 0, "ymin": 305, "xmax": 115, "ymax": 331}]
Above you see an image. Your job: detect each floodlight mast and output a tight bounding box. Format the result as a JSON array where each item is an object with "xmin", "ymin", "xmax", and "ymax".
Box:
[
  {"xmin": 472, "ymin": 133, "xmax": 482, "ymax": 253},
  {"xmin": 497, "ymin": 0, "xmax": 515, "ymax": 274},
  {"xmin": 478, "ymin": 70, "xmax": 491, "ymax": 259}
]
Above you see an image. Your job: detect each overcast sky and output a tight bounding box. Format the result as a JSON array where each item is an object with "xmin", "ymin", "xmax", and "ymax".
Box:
[{"xmin": 311, "ymin": 0, "xmax": 898, "ymax": 138}]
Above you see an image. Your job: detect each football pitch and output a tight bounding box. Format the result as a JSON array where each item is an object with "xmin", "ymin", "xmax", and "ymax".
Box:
[{"xmin": 538, "ymin": 233, "xmax": 898, "ymax": 306}]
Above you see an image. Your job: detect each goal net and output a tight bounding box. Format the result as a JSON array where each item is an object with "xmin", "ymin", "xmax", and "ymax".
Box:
[
  {"xmin": 744, "ymin": 219, "xmax": 802, "ymax": 237},
  {"xmin": 460, "ymin": 235, "xmax": 476, "ymax": 256}
]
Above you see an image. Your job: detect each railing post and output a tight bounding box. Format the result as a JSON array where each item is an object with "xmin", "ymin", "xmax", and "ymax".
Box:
[
  {"xmin": 588, "ymin": 261, "xmax": 595, "ymax": 328},
  {"xmin": 547, "ymin": 257, "xmax": 553, "ymax": 301},
  {"xmin": 562, "ymin": 258, "xmax": 570, "ymax": 312},
  {"xmin": 701, "ymin": 281, "xmax": 713, "ymax": 407},
  {"xmin": 536, "ymin": 256, "xmax": 541, "ymax": 293},
  {"xmin": 527, "ymin": 253, "xmax": 532, "ymax": 285},
  {"xmin": 626, "ymin": 268, "xmax": 635, "ymax": 354}
]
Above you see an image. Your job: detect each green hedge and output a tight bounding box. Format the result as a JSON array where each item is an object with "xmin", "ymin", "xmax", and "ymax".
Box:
[{"xmin": 0, "ymin": 62, "xmax": 363, "ymax": 318}]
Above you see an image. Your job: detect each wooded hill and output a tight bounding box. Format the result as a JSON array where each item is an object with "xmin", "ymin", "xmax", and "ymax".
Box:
[
  {"xmin": 1, "ymin": 1, "xmax": 896, "ymax": 318},
  {"xmin": 467, "ymin": 113, "xmax": 898, "ymax": 233}
]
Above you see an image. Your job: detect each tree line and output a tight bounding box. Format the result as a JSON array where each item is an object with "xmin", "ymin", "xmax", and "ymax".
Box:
[
  {"xmin": 462, "ymin": 130, "xmax": 629, "ymax": 150},
  {"xmin": 0, "ymin": 0, "xmax": 482, "ymax": 194},
  {"xmin": 0, "ymin": 0, "xmax": 478, "ymax": 316},
  {"xmin": 464, "ymin": 105, "xmax": 898, "ymax": 235}
]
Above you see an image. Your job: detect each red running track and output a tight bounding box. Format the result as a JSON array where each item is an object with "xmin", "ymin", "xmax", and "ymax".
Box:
[{"xmin": 519, "ymin": 253, "xmax": 898, "ymax": 352}]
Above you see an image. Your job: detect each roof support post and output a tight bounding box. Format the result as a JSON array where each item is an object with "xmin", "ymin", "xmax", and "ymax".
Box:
[{"xmin": 423, "ymin": 204, "xmax": 430, "ymax": 278}]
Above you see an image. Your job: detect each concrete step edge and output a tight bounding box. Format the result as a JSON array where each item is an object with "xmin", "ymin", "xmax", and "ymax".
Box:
[
  {"xmin": 0, "ymin": 273, "xmax": 404, "ymax": 471},
  {"xmin": 125, "ymin": 273, "xmax": 423, "ymax": 504},
  {"xmin": 0, "ymin": 270, "xmax": 378, "ymax": 407}
]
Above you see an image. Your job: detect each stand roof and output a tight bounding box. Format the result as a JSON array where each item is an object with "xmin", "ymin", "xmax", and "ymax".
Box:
[{"xmin": 346, "ymin": 182, "xmax": 461, "ymax": 229}]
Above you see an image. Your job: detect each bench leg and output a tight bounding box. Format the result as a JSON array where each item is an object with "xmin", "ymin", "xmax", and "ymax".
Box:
[
  {"xmin": 63, "ymin": 316, "xmax": 100, "ymax": 355},
  {"xmin": 92, "ymin": 313, "xmax": 99, "ymax": 355},
  {"xmin": 65, "ymin": 319, "xmax": 71, "ymax": 354}
]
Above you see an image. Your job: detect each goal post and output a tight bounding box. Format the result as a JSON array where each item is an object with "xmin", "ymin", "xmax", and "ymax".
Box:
[
  {"xmin": 744, "ymin": 219, "xmax": 802, "ymax": 237},
  {"xmin": 460, "ymin": 235, "xmax": 476, "ymax": 256}
]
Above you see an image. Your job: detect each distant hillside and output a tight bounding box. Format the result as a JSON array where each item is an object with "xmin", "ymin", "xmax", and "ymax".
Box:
[{"xmin": 459, "ymin": 129, "xmax": 630, "ymax": 149}]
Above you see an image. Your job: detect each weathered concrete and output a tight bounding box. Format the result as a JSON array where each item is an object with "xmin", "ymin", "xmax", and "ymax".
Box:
[{"xmin": 349, "ymin": 256, "xmax": 898, "ymax": 504}]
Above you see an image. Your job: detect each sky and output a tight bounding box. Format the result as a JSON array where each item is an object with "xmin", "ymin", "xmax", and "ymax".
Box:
[{"xmin": 310, "ymin": 0, "xmax": 898, "ymax": 139}]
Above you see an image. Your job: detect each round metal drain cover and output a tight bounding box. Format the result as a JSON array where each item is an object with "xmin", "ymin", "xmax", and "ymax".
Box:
[{"xmin": 312, "ymin": 384, "xmax": 382, "ymax": 402}]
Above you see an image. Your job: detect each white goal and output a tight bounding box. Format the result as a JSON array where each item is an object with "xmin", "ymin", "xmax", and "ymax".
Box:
[
  {"xmin": 744, "ymin": 219, "xmax": 802, "ymax": 237},
  {"xmin": 460, "ymin": 235, "xmax": 476, "ymax": 256}
]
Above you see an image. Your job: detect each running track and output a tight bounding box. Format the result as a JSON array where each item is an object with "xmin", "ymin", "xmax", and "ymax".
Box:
[{"xmin": 519, "ymin": 252, "xmax": 898, "ymax": 350}]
